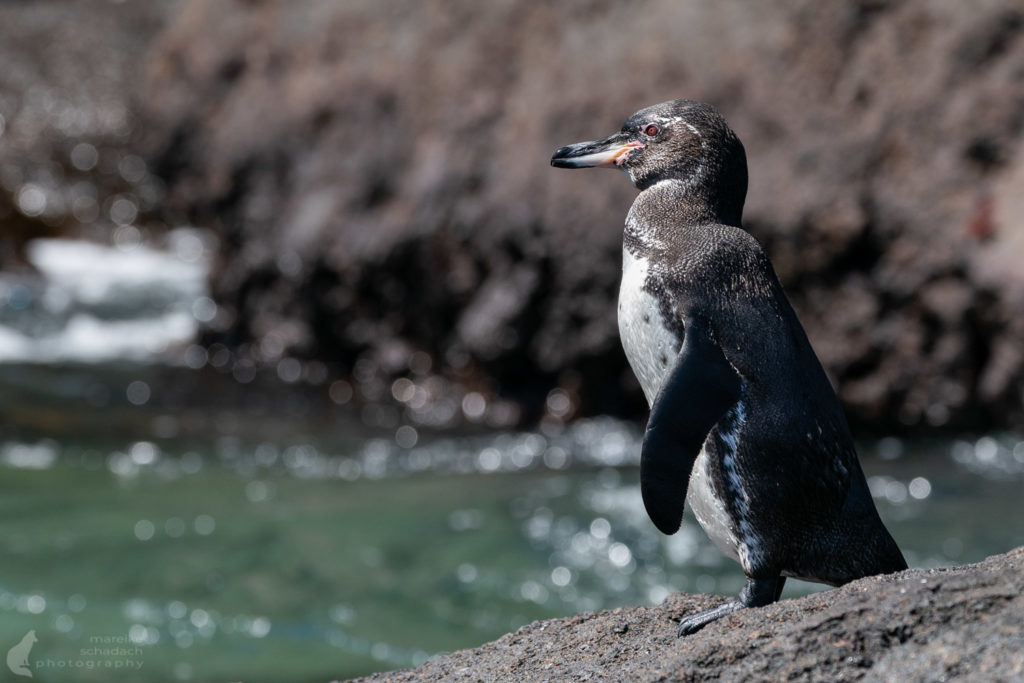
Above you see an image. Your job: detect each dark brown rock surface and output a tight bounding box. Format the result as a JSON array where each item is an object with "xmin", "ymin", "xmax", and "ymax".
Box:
[
  {"xmin": 354, "ymin": 547, "xmax": 1024, "ymax": 682},
  {"xmin": 136, "ymin": 0, "xmax": 1024, "ymax": 430},
  {"xmin": 0, "ymin": 0, "xmax": 180, "ymax": 266}
]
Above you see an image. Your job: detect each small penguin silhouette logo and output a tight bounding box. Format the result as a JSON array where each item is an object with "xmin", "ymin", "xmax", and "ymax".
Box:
[{"xmin": 6, "ymin": 630, "xmax": 37, "ymax": 678}]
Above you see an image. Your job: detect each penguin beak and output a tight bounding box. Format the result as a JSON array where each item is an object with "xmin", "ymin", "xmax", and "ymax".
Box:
[{"xmin": 551, "ymin": 133, "xmax": 644, "ymax": 169}]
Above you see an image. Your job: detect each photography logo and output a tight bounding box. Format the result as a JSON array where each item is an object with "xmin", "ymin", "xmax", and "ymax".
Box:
[
  {"xmin": 6, "ymin": 629, "xmax": 145, "ymax": 676},
  {"xmin": 6, "ymin": 630, "xmax": 37, "ymax": 678}
]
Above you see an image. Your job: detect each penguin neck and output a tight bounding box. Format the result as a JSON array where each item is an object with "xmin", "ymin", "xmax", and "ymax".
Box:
[
  {"xmin": 625, "ymin": 178, "xmax": 744, "ymax": 252},
  {"xmin": 657, "ymin": 176, "xmax": 741, "ymax": 224}
]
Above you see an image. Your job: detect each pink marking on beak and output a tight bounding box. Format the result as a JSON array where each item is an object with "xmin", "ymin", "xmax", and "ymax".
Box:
[{"xmin": 613, "ymin": 141, "xmax": 645, "ymax": 167}]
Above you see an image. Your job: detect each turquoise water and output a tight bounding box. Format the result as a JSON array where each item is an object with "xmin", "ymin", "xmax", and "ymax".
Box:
[{"xmin": 3, "ymin": 362, "xmax": 1024, "ymax": 682}]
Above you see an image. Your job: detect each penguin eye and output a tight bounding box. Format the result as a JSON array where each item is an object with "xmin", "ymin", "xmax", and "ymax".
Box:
[{"xmin": 644, "ymin": 124, "xmax": 660, "ymax": 137}]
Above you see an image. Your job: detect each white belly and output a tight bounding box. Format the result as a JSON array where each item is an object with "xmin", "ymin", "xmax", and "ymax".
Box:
[
  {"xmin": 690, "ymin": 402, "xmax": 761, "ymax": 573},
  {"xmin": 688, "ymin": 447, "xmax": 742, "ymax": 563},
  {"xmin": 617, "ymin": 250, "xmax": 680, "ymax": 406},
  {"xmin": 618, "ymin": 249, "xmax": 750, "ymax": 569}
]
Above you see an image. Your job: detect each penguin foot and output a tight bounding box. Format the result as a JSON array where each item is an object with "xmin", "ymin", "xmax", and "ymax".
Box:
[
  {"xmin": 676, "ymin": 575, "xmax": 783, "ymax": 637},
  {"xmin": 677, "ymin": 601, "xmax": 744, "ymax": 636}
]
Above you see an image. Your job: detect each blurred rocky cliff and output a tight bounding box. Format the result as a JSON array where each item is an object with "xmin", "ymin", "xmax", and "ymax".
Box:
[
  {"xmin": 0, "ymin": 1, "xmax": 182, "ymax": 263},
  {"xmin": 6, "ymin": 0, "xmax": 1024, "ymax": 431}
]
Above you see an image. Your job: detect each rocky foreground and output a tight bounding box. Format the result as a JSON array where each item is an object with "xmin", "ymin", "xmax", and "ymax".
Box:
[{"xmin": 355, "ymin": 547, "xmax": 1024, "ymax": 682}]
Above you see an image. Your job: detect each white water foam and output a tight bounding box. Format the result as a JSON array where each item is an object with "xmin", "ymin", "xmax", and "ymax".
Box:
[{"xmin": 0, "ymin": 231, "xmax": 211, "ymax": 363}]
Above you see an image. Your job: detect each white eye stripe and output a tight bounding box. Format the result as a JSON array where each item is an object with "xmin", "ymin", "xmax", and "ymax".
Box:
[
  {"xmin": 681, "ymin": 121, "xmax": 707, "ymax": 189},
  {"xmin": 658, "ymin": 116, "xmax": 692, "ymax": 127},
  {"xmin": 643, "ymin": 118, "xmax": 703, "ymax": 139}
]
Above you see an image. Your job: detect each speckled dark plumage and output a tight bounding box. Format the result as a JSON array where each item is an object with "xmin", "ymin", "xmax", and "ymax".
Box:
[{"xmin": 552, "ymin": 99, "xmax": 906, "ymax": 635}]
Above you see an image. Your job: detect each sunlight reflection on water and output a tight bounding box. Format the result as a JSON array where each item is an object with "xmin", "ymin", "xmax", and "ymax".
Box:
[{"xmin": 5, "ymin": 426, "xmax": 1024, "ymax": 635}]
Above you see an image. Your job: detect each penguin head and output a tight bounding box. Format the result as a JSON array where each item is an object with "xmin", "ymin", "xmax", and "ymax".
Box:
[{"xmin": 551, "ymin": 99, "xmax": 747, "ymax": 224}]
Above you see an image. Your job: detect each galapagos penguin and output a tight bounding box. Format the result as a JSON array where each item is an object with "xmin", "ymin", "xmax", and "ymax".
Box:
[{"xmin": 550, "ymin": 100, "xmax": 907, "ymax": 636}]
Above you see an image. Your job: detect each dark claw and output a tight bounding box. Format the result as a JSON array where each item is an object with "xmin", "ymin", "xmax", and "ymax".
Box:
[
  {"xmin": 676, "ymin": 601, "xmax": 743, "ymax": 637},
  {"xmin": 676, "ymin": 575, "xmax": 785, "ymax": 637}
]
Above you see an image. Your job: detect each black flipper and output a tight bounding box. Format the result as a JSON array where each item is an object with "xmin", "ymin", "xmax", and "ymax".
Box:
[{"xmin": 641, "ymin": 315, "xmax": 742, "ymax": 535}]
